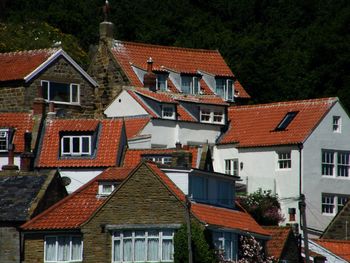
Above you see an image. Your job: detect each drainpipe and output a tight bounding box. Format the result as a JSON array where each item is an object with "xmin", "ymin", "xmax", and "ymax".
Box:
[{"xmin": 298, "ymin": 143, "xmax": 303, "ymax": 197}]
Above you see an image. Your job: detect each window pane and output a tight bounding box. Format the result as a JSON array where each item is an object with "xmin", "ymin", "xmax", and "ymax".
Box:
[
  {"xmin": 42, "ymin": 81, "xmax": 49, "ymax": 100},
  {"xmin": 322, "ymin": 151, "xmax": 334, "ymax": 176},
  {"xmin": 135, "ymin": 238, "xmax": 146, "ymax": 261},
  {"xmin": 224, "ymin": 233, "xmax": 232, "ymax": 260},
  {"xmin": 72, "ymin": 137, "xmax": 80, "ymax": 153},
  {"xmin": 157, "ymin": 74, "xmax": 167, "ymax": 91},
  {"xmin": 227, "ymin": 80, "xmax": 233, "ymax": 101},
  {"xmin": 0, "ymin": 131, "xmax": 8, "ymax": 151},
  {"xmin": 113, "ymin": 240, "xmax": 120, "ymax": 261},
  {"xmin": 45, "ymin": 237, "xmax": 57, "ymax": 261},
  {"xmin": 82, "ymin": 137, "xmax": 90, "ymax": 153},
  {"xmin": 216, "ymin": 79, "xmax": 225, "ymax": 98},
  {"xmin": 71, "ymin": 237, "xmax": 82, "ymax": 260},
  {"xmin": 162, "ymin": 239, "xmax": 173, "ymax": 260},
  {"xmin": 50, "ymin": 82, "xmax": 70, "ymax": 102},
  {"xmin": 181, "ymin": 76, "xmax": 191, "ymax": 94},
  {"xmin": 147, "ymin": 238, "xmax": 159, "ymax": 261},
  {"xmin": 193, "ymin": 77, "xmax": 199, "ymax": 94},
  {"xmin": 322, "ymin": 195, "xmax": 335, "ymax": 214},
  {"xmin": 71, "ymin": 84, "xmax": 79, "ymax": 103},
  {"xmin": 123, "ymin": 239, "xmax": 132, "ymax": 261},
  {"xmin": 62, "ymin": 137, "xmax": 70, "ymax": 153},
  {"xmin": 57, "ymin": 236, "xmax": 70, "ymax": 261}
]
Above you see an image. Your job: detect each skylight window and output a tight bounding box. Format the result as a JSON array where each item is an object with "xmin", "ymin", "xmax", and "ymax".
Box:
[{"xmin": 275, "ymin": 111, "xmax": 298, "ymax": 131}]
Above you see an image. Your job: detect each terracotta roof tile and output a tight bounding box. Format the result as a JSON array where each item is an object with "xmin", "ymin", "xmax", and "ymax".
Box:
[
  {"xmin": 0, "ymin": 48, "xmax": 58, "ymax": 82},
  {"xmin": 175, "ymin": 94, "xmax": 229, "ymax": 106},
  {"xmin": 313, "ymin": 239, "xmax": 350, "ymax": 261},
  {"xmin": 123, "ymin": 147, "xmax": 199, "ymax": 168},
  {"xmin": 191, "ymin": 202, "xmax": 269, "ymax": 236},
  {"xmin": 0, "ymin": 112, "xmax": 34, "ymax": 152},
  {"xmin": 177, "ymin": 105, "xmax": 197, "ymax": 122},
  {"xmin": 219, "ymin": 97, "xmax": 337, "ymax": 147},
  {"xmin": 234, "ymin": 80, "xmax": 250, "ymax": 99},
  {"xmin": 134, "ymin": 88, "xmax": 177, "ymax": 103},
  {"xmin": 263, "ymin": 226, "xmax": 293, "ymax": 260},
  {"xmin": 124, "ymin": 116, "xmax": 151, "ymax": 139},
  {"xmin": 36, "ymin": 119, "xmax": 124, "ymax": 168},
  {"xmin": 21, "ymin": 166, "xmax": 133, "ymax": 230}
]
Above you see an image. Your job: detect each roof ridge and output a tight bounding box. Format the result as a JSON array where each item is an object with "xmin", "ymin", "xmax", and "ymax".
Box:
[
  {"xmin": 0, "ymin": 48, "xmax": 59, "ymax": 57},
  {"xmin": 230, "ymin": 97, "xmax": 337, "ymax": 110},
  {"xmin": 112, "ymin": 40, "xmax": 220, "ymax": 54}
]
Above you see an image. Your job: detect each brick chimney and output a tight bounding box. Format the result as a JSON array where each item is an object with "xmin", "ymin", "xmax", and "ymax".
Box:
[
  {"xmin": 143, "ymin": 58, "xmax": 157, "ymax": 92},
  {"xmin": 20, "ymin": 131, "xmax": 34, "ymax": 171},
  {"xmin": 171, "ymin": 151, "xmax": 192, "ymax": 169},
  {"xmin": 2, "ymin": 144, "xmax": 19, "ymax": 171},
  {"xmin": 33, "ymin": 85, "xmax": 46, "ymax": 115}
]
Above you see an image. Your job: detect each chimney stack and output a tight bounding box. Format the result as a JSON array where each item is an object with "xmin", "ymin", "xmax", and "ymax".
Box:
[
  {"xmin": 144, "ymin": 58, "xmax": 157, "ymax": 92},
  {"xmin": 2, "ymin": 144, "xmax": 19, "ymax": 171},
  {"xmin": 33, "ymin": 85, "xmax": 46, "ymax": 115},
  {"xmin": 20, "ymin": 131, "xmax": 34, "ymax": 172}
]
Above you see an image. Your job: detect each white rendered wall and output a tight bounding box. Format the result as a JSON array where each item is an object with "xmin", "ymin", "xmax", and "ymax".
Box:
[
  {"xmin": 165, "ymin": 170, "xmax": 189, "ymax": 195},
  {"xmin": 59, "ymin": 169, "xmax": 104, "ymax": 193},
  {"xmin": 104, "ymin": 90, "xmax": 148, "ymax": 117},
  {"xmin": 0, "ymin": 156, "xmax": 20, "ymax": 170},
  {"xmin": 302, "ymin": 102, "xmax": 350, "ymax": 232}
]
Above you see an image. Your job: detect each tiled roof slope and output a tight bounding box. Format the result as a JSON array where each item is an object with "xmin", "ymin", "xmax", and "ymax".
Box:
[
  {"xmin": 0, "ymin": 174, "xmax": 47, "ymax": 221},
  {"xmin": 36, "ymin": 119, "xmax": 124, "ymax": 168},
  {"xmin": 263, "ymin": 226, "xmax": 293, "ymax": 260},
  {"xmin": 123, "ymin": 116, "xmax": 151, "ymax": 139},
  {"xmin": 191, "ymin": 202, "xmax": 269, "ymax": 237},
  {"xmin": 123, "ymin": 147, "xmax": 199, "ymax": 168},
  {"xmin": 314, "ymin": 239, "xmax": 350, "ymax": 261},
  {"xmin": 21, "ymin": 166, "xmax": 133, "ymax": 230},
  {"xmin": 0, "ymin": 48, "xmax": 58, "ymax": 82},
  {"xmin": 0, "ymin": 112, "xmax": 35, "ymax": 152},
  {"xmin": 219, "ymin": 97, "xmax": 337, "ymax": 147}
]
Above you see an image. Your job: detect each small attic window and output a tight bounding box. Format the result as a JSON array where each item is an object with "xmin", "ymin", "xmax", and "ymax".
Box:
[
  {"xmin": 275, "ymin": 111, "xmax": 298, "ymax": 131},
  {"xmin": 0, "ymin": 129, "xmax": 9, "ymax": 151},
  {"xmin": 98, "ymin": 182, "xmax": 116, "ymax": 196}
]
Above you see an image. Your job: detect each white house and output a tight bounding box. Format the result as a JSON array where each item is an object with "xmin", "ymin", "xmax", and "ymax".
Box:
[{"xmin": 213, "ymin": 97, "xmax": 350, "ymax": 236}]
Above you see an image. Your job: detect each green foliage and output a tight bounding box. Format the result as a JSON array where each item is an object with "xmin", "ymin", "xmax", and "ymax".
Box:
[
  {"xmin": 238, "ymin": 189, "xmax": 284, "ymax": 226},
  {"xmin": 174, "ymin": 222, "xmax": 217, "ymax": 263}
]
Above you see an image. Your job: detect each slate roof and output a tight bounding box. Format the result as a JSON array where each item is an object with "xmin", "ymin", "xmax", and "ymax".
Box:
[
  {"xmin": 22, "ymin": 161, "xmax": 268, "ymax": 238},
  {"xmin": 0, "ymin": 48, "xmax": 58, "ymax": 82},
  {"xmin": 110, "ymin": 40, "xmax": 250, "ymax": 99},
  {"xmin": 123, "ymin": 147, "xmax": 199, "ymax": 168},
  {"xmin": 0, "ymin": 112, "xmax": 35, "ymax": 152},
  {"xmin": 263, "ymin": 226, "xmax": 294, "ymax": 260},
  {"xmin": 0, "ymin": 172, "xmax": 48, "ymax": 221},
  {"xmin": 313, "ymin": 239, "xmax": 350, "ymax": 262},
  {"xmin": 36, "ymin": 118, "xmax": 124, "ymax": 168},
  {"xmin": 219, "ymin": 97, "xmax": 338, "ymax": 147}
]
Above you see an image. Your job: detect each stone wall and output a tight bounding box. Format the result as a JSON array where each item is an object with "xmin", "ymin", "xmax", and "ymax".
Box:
[
  {"xmin": 81, "ymin": 163, "xmax": 187, "ymax": 263},
  {"xmin": 22, "ymin": 233, "xmax": 44, "ymax": 263},
  {"xmin": 0, "ymin": 225, "xmax": 20, "ymax": 263},
  {"xmin": 0, "ymin": 86, "xmax": 26, "ymax": 112}
]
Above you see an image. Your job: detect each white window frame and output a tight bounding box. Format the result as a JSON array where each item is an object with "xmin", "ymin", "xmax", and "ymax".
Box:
[
  {"xmin": 42, "ymin": 80, "xmax": 80, "ymax": 105},
  {"xmin": 44, "ymin": 235, "xmax": 83, "ymax": 262},
  {"xmin": 0, "ymin": 129, "xmax": 9, "ymax": 152},
  {"xmin": 112, "ymin": 229, "xmax": 174, "ymax": 263},
  {"xmin": 61, "ymin": 135, "xmax": 92, "ymax": 156},
  {"xmin": 322, "ymin": 194, "xmax": 349, "ymax": 215},
  {"xmin": 200, "ymin": 108, "xmax": 224, "ymax": 124},
  {"xmin": 225, "ymin": 159, "xmax": 239, "ymax": 176},
  {"xmin": 215, "ymin": 79, "xmax": 234, "ymax": 101},
  {"xmin": 98, "ymin": 182, "xmax": 116, "ymax": 196},
  {"xmin": 144, "ymin": 156, "xmax": 172, "ymax": 165},
  {"xmin": 322, "ymin": 150, "xmax": 350, "ymax": 178},
  {"xmin": 181, "ymin": 76, "xmax": 199, "ymax": 95},
  {"xmin": 333, "ymin": 116, "xmax": 341, "ymax": 133},
  {"xmin": 277, "ymin": 151, "xmax": 291, "ymax": 169},
  {"xmin": 162, "ymin": 105, "xmax": 175, "ymax": 119},
  {"xmin": 156, "ymin": 74, "xmax": 168, "ymax": 91}
]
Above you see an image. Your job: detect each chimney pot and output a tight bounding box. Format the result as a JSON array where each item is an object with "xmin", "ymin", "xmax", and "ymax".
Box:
[
  {"xmin": 144, "ymin": 58, "xmax": 157, "ymax": 92},
  {"xmin": 175, "ymin": 142, "xmax": 182, "ymax": 150}
]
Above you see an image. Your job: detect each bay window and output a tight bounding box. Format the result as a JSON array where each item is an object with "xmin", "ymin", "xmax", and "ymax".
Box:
[
  {"xmin": 181, "ymin": 75, "xmax": 199, "ymax": 95},
  {"xmin": 112, "ymin": 229, "xmax": 174, "ymax": 262},
  {"xmin": 45, "ymin": 235, "xmax": 82, "ymax": 262},
  {"xmin": 61, "ymin": 135, "xmax": 91, "ymax": 156},
  {"xmin": 215, "ymin": 78, "xmax": 233, "ymax": 101},
  {"xmin": 42, "ymin": 80, "xmax": 80, "ymax": 104}
]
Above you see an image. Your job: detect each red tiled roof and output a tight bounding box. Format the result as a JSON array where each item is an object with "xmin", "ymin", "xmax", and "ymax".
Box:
[
  {"xmin": 175, "ymin": 94, "xmax": 229, "ymax": 106},
  {"xmin": 0, "ymin": 48, "xmax": 58, "ymax": 82},
  {"xmin": 314, "ymin": 239, "xmax": 350, "ymax": 261},
  {"xmin": 36, "ymin": 119, "xmax": 124, "ymax": 168},
  {"xmin": 219, "ymin": 97, "xmax": 337, "ymax": 147},
  {"xmin": 263, "ymin": 226, "xmax": 293, "ymax": 260},
  {"xmin": 123, "ymin": 147, "xmax": 199, "ymax": 168},
  {"xmin": 177, "ymin": 105, "xmax": 196, "ymax": 122},
  {"xmin": 234, "ymin": 80, "xmax": 250, "ymax": 99},
  {"xmin": 124, "ymin": 116, "xmax": 151, "ymax": 139},
  {"xmin": 0, "ymin": 112, "xmax": 34, "ymax": 153},
  {"xmin": 127, "ymin": 90, "xmax": 158, "ymax": 117},
  {"xmin": 191, "ymin": 202, "xmax": 269, "ymax": 237},
  {"xmin": 21, "ymin": 166, "xmax": 133, "ymax": 230},
  {"xmin": 134, "ymin": 88, "xmax": 177, "ymax": 103}
]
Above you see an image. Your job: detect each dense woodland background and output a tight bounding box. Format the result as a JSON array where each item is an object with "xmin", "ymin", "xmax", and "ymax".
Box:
[{"xmin": 0, "ymin": 0, "xmax": 349, "ymax": 109}]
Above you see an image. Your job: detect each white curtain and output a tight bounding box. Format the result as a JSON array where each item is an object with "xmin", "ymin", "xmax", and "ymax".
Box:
[
  {"xmin": 71, "ymin": 236, "xmax": 82, "ymax": 260},
  {"xmin": 45, "ymin": 237, "xmax": 56, "ymax": 261},
  {"xmin": 147, "ymin": 238, "xmax": 159, "ymax": 261},
  {"xmin": 135, "ymin": 238, "xmax": 146, "ymax": 261},
  {"xmin": 113, "ymin": 240, "xmax": 120, "ymax": 261},
  {"xmin": 57, "ymin": 236, "xmax": 70, "ymax": 261},
  {"xmin": 162, "ymin": 239, "xmax": 173, "ymax": 260}
]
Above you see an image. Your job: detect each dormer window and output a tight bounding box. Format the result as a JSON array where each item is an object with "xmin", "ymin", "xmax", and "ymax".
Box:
[
  {"xmin": 216, "ymin": 78, "xmax": 233, "ymax": 101},
  {"xmin": 181, "ymin": 75, "xmax": 199, "ymax": 95},
  {"xmin": 0, "ymin": 129, "xmax": 8, "ymax": 151},
  {"xmin": 275, "ymin": 111, "xmax": 298, "ymax": 131},
  {"xmin": 98, "ymin": 182, "xmax": 116, "ymax": 196},
  {"xmin": 200, "ymin": 108, "xmax": 224, "ymax": 124},
  {"xmin": 42, "ymin": 80, "xmax": 80, "ymax": 105},
  {"xmin": 156, "ymin": 74, "xmax": 168, "ymax": 91},
  {"xmin": 162, "ymin": 105, "xmax": 175, "ymax": 119},
  {"xmin": 143, "ymin": 155, "xmax": 172, "ymax": 165},
  {"xmin": 61, "ymin": 135, "xmax": 91, "ymax": 156}
]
